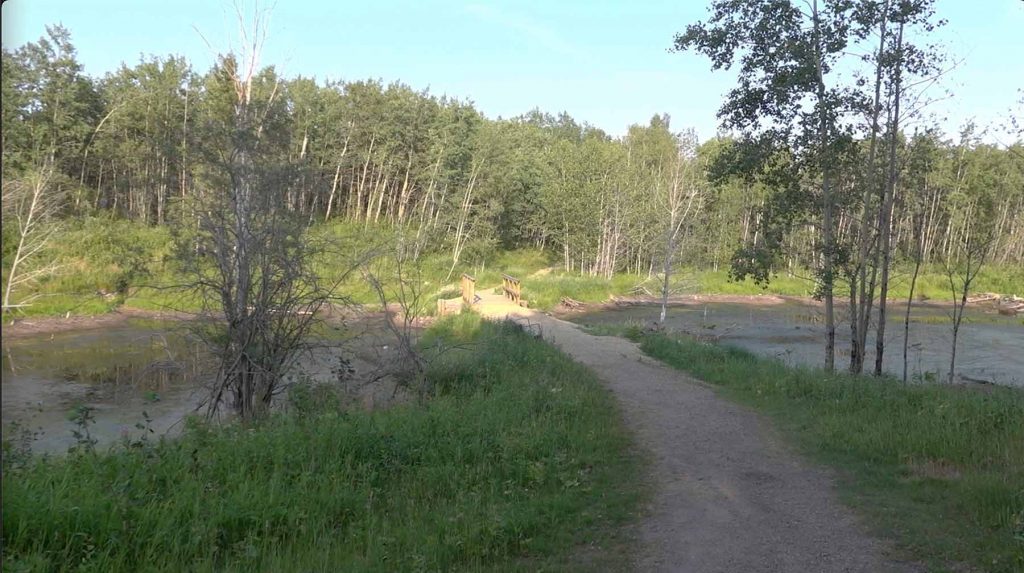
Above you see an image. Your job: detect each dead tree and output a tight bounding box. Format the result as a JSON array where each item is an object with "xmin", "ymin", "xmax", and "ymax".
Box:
[
  {"xmin": 184, "ymin": 5, "xmax": 356, "ymax": 419},
  {"xmin": 658, "ymin": 134, "xmax": 702, "ymax": 325},
  {"xmin": 2, "ymin": 165, "xmax": 64, "ymax": 313},
  {"xmin": 363, "ymin": 232, "xmax": 431, "ymax": 398}
]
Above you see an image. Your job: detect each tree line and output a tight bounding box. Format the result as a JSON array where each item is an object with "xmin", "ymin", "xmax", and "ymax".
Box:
[
  {"xmin": 3, "ymin": 16, "xmax": 1023, "ymax": 306},
  {"xmin": 4, "ymin": 24, "xmax": 1022, "ymax": 284}
]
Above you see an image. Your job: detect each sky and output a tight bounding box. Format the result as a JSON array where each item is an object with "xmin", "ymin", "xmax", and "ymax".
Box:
[{"xmin": 2, "ymin": 0, "xmax": 1022, "ymax": 142}]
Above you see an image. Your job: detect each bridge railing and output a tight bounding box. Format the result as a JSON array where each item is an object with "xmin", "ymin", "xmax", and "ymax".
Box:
[
  {"xmin": 461, "ymin": 273, "xmax": 476, "ymax": 306},
  {"xmin": 501, "ymin": 274, "xmax": 522, "ymax": 305}
]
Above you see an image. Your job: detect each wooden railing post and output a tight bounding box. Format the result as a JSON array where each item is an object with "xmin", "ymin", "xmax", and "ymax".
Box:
[
  {"xmin": 501, "ymin": 274, "xmax": 522, "ymax": 306},
  {"xmin": 461, "ymin": 273, "xmax": 476, "ymax": 306}
]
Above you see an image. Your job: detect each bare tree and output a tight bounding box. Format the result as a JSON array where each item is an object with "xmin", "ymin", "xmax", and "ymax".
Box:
[
  {"xmin": 943, "ymin": 233, "xmax": 992, "ymax": 385},
  {"xmin": 658, "ymin": 134, "xmax": 702, "ymax": 325},
  {"xmin": 2, "ymin": 165, "xmax": 64, "ymax": 313},
  {"xmin": 363, "ymin": 232, "xmax": 431, "ymax": 398},
  {"xmin": 445, "ymin": 158, "xmax": 483, "ymax": 281},
  {"xmin": 184, "ymin": 4, "xmax": 356, "ymax": 419}
]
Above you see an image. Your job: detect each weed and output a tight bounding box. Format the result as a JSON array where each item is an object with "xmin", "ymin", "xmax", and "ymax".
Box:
[{"xmin": 67, "ymin": 405, "xmax": 97, "ymax": 455}]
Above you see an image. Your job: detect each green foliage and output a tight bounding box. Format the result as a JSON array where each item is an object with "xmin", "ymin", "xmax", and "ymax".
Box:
[
  {"xmin": 639, "ymin": 334, "xmax": 1024, "ymax": 572},
  {"xmin": 5, "ymin": 22, "xmax": 1024, "ymax": 313},
  {"xmin": 3, "ymin": 217, "xmax": 180, "ymax": 317},
  {"xmin": 3, "ymin": 317, "xmax": 640, "ymax": 572},
  {"xmin": 8, "ymin": 216, "xmax": 1022, "ymax": 319},
  {"xmin": 57, "ymin": 217, "xmax": 173, "ymax": 293},
  {"xmin": 691, "ymin": 265, "xmax": 1024, "ymax": 300},
  {"xmin": 520, "ymin": 273, "xmax": 642, "ymax": 310}
]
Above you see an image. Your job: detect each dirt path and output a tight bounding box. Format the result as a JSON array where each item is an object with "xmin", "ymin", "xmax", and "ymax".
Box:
[{"xmin": 476, "ymin": 293, "xmax": 916, "ymax": 573}]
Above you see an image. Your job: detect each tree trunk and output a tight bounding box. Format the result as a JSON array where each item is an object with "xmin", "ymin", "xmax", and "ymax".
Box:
[
  {"xmin": 874, "ymin": 21, "xmax": 905, "ymax": 377},
  {"xmin": 812, "ymin": 0, "xmax": 836, "ymax": 371},
  {"xmin": 903, "ymin": 214, "xmax": 925, "ymax": 383},
  {"xmin": 851, "ymin": 2, "xmax": 890, "ymax": 373}
]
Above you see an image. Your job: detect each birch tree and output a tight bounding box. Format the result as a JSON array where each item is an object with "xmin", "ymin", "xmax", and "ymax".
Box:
[
  {"xmin": 2, "ymin": 165, "xmax": 64, "ymax": 312},
  {"xmin": 675, "ymin": 0, "xmax": 861, "ymax": 370},
  {"xmin": 656, "ymin": 130, "xmax": 702, "ymax": 324}
]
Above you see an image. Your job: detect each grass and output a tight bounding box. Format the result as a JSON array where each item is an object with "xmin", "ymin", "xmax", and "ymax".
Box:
[
  {"xmin": 3, "ymin": 217, "xmax": 183, "ymax": 318},
  {"xmin": 636, "ymin": 332, "xmax": 1024, "ymax": 572},
  {"xmin": 689, "ymin": 265, "xmax": 1024, "ymax": 301},
  {"xmin": 520, "ymin": 273, "xmax": 642, "ymax": 310},
  {"xmin": 2, "ymin": 314, "xmax": 641, "ymax": 572},
  {"xmin": 6, "ymin": 217, "xmax": 1022, "ymax": 320}
]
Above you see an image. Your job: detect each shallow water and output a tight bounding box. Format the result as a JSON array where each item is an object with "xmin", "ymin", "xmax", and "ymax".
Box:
[
  {"xmin": 1, "ymin": 317, "xmax": 404, "ymax": 455},
  {"xmin": 2, "ymin": 319, "xmax": 207, "ymax": 454},
  {"xmin": 569, "ymin": 300, "xmax": 1024, "ymax": 388}
]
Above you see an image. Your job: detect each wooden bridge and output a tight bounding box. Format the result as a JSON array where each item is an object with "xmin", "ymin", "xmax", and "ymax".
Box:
[{"xmin": 436, "ymin": 273, "xmax": 528, "ymax": 316}]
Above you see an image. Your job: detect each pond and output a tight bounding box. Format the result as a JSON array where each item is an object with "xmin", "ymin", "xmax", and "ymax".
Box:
[
  {"xmin": 2, "ymin": 319, "xmax": 208, "ymax": 455},
  {"xmin": 568, "ymin": 299, "xmax": 1024, "ymax": 388},
  {"xmin": 2, "ymin": 316, "xmax": 406, "ymax": 455}
]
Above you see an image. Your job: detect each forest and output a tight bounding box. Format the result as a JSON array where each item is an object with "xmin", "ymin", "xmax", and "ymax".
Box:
[{"xmin": 3, "ymin": 24, "xmax": 1022, "ymax": 295}]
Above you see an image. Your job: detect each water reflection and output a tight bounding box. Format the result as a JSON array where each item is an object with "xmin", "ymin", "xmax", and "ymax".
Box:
[{"xmin": 2, "ymin": 319, "xmax": 208, "ymax": 454}]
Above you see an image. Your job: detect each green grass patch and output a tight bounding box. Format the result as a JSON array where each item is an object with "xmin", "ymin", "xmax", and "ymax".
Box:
[
  {"xmin": 637, "ymin": 333, "xmax": 1024, "ymax": 572},
  {"xmin": 3, "ymin": 217, "xmax": 183, "ymax": 317},
  {"xmin": 520, "ymin": 273, "xmax": 642, "ymax": 310},
  {"xmin": 2, "ymin": 315, "xmax": 640, "ymax": 572},
  {"xmin": 688, "ymin": 265, "xmax": 1024, "ymax": 301},
  {"xmin": 580, "ymin": 321, "xmax": 645, "ymax": 342},
  {"xmin": 9, "ymin": 217, "xmax": 1021, "ymax": 320}
]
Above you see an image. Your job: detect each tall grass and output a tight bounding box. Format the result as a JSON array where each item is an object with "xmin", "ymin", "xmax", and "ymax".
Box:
[
  {"xmin": 2, "ymin": 315, "xmax": 640, "ymax": 572},
  {"xmin": 4, "ymin": 217, "xmax": 180, "ymax": 317},
  {"xmin": 520, "ymin": 273, "xmax": 642, "ymax": 310},
  {"xmin": 7, "ymin": 216, "xmax": 1022, "ymax": 319},
  {"xmin": 639, "ymin": 333, "xmax": 1024, "ymax": 572}
]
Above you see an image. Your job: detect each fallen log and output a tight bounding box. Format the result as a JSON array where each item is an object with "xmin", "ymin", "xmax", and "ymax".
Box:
[
  {"xmin": 966, "ymin": 293, "xmax": 999, "ymax": 304},
  {"xmin": 559, "ymin": 296, "xmax": 585, "ymax": 310},
  {"xmin": 998, "ymin": 302, "xmax": 1023, "ymax": 316}
]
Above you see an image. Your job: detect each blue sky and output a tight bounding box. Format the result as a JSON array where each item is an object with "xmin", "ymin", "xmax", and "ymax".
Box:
[{"xmin": 2, "ymin": 0, "xmax": 1021, "ymax": 141}]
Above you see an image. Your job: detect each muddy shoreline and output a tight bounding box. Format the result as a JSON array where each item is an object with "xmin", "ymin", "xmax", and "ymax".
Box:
[
  {"xmin": 553, "ymin": 293, "xmax": 951, "ymax": 315},
  {"xmin": 2, "ymin": 308, "xmax": 198, "ymax": 340},
  {"xmin": 2, "ymin": 307, "xmax": 412, "ymax": 454},
  {"xmin": 2, "ymin": 292, "xmax": 1016, "ymax": 338},
  {"xmin": 1, "ymin": 303, "xmax": 408, "ymax": 340}
]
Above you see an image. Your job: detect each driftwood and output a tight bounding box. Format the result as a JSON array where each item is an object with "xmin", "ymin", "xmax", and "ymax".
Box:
[
  {"xmin": 965, "ymin": 293, "xmax": 1024, "ymax": 316},
  {"xmin": 629, "ymin": 285, "xmax": 653, "ymax": 297},
  {"xmin": 559, "ymin": 296, "xmax": 585, "ymax": 310},
  {"xmin": 610, "ymin": 295, "xmax": 648, "ymax": 307},
  {"xmin": 998, "ymin": 300, "xmax": 1024, "ymax": 316},
  {"xmin": 246, "ymin": 306, "xmax": 315, "ymax": 316},
  {"xmin": 959, "ymin": 374, "xmax": 995, "ymax": 385},
  {"xmin": 966, "ymin": 293, "xmax": 999, "ymax": 304}
]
